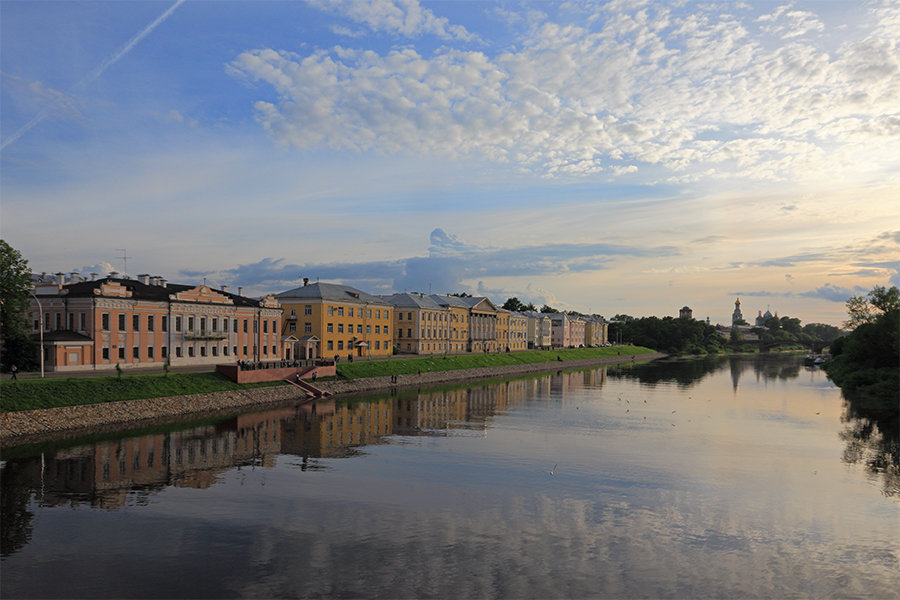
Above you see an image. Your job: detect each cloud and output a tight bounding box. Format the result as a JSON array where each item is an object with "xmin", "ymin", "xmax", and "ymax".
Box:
[
  {"xmin": 798, "ymin": 283, "xmax": 868, "ymax": 303},
  {"xmin": 194, "ymin": 228, "xmax": 675, "ymax": 298},
  {"xmin": 305, "ymin": 0, "xmax": 475, "ymax": 41},
  {"xmin": 229, "ymin": 2, "xmax": 900, "ymax": 181}
]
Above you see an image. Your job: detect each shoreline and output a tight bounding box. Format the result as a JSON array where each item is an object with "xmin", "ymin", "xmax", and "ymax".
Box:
[{"xmin": 0, "ymin": 353, "xmax": 665, "ymax": 448}]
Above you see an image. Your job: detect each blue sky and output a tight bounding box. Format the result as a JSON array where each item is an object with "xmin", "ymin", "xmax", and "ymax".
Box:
[{"xmin": 2, "ymin": 0, "xmax": 898, "ymax": 326}]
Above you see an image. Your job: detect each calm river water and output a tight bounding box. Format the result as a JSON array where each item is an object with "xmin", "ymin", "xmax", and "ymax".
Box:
[{"xmin": 1, "ymin": 355, "xmax": 898, "ymax": 599}]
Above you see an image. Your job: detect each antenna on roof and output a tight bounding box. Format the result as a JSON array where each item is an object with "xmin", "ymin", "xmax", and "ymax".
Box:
[{"xmin": 116, "ymin": 248, "xmax": 132, "ymax": 276}]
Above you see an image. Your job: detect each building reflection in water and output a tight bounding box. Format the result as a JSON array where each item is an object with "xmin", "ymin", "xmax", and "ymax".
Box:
[{"xmin": 2, "ymin": 369, "xmax": 610, "ymax": 519}]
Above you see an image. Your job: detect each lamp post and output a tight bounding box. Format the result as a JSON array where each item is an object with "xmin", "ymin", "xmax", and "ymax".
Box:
[{"xmin": 28, "ymin": 290, "xmax": 45, "ymax": 378}]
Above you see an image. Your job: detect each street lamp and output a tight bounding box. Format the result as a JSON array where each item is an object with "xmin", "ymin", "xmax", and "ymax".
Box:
[{"xmin": 28, "ymin": 290, "xmax": 45, "ymax": 378}]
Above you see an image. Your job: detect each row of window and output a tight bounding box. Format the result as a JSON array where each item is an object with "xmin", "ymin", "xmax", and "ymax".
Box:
[
  {"xmin": 325, "ymin": 323, "xmax": 389, "ymax": 335},
  {"xmin": 326, "ymin": 305, "xmax": 389, "ymax": 319},
  {"xmin": 325, "ymin": 339, "xmax": 385, "ymax": 351},
  {"xmin": 99, "ymin": 343, "xmax": 279, "ymax": 361},
  {"xmin": 398, "ymin": 311, "xmax": 464, "ymax": 323},
  {"xmin": 96, "ymin": 313, "xmax": 278, "ymax": 336}
]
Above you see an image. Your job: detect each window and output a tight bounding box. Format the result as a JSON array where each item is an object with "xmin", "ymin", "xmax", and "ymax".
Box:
[
  {"xmin": 133, "ymin": 346, "xmax": 140, "ymax": 359},
  {"xmin": 148, "ymin": 315, "xmax": 155, "ymax": 331},
  {"xmin": 67, "ymin": 313, "xmax": 74, "ymax": 330},
  {"xmin": 327, "ymin": 340, "xmax": 333, "ymax": 351},
  {"xmin": 118, "ymin": 313, "xmax": 126, "ymax": 330},
  {"xmin": 233, "ymin": 319, "xmax": 238, "ymax": 333},
  {"xmin": 263, "ymin": 320, "xmax": 268, "ymax": 334},
  {"xmin": 407, "ymin": 312, "xmax": 412, "ymax": 320},
  {"xmin": 407, "ymin": 328, "xmax": 412, "ymax": 337},
  {"xmin": 211, "ymin": 318, "xmax": 217, "ymax": 332},
  {"xmin": 243, "ymin": 319, "xmax": 248, "ymax": 333},
  {"xmin": 272, "ymin": 345, "xmax": 277, "ymax": 355},
  {"xmin": 338, "ymin": 340, "xmax": 344, "ymax": 350},
  {"xmin": 119, "ymin": 347, "xmax": 125, "ymax": 360},
  {"xmin": 34, "ymin": 318, "xmax": 39, "ymax": 331},
  {"xmin": 45, "ymin": 313, "xmax": 51, "ymax": 330},
  {"xmin": 253, "ymin": 319, "xmax": 258, "ymax": 333},
  {"xmin": 328, "ymin": 306, "xmax": 334, "ymax": 316},
  {"xmin": 162, "ymin": 316, "xmax": 168, "ymax": 332},
  {"xmin": 398, "ymin": 329, "xmax": 403, "ymax": 338},
  {"xmin": 272, "ymin": 320, "xmax": 278, "ymax": 336},
  {"xmin": 367, "ymin": 310, "xmax": 372, "ymax": 318},
  {"xmin": 212, "ymin": 346, "xmax": 218, "ymax": 357},
  {"xmin": 327, "ymin": 323, "xmax": 334, "ymax": 333},
  {"xmin": 176, "ymin": 347, "xmax": 183, "ymax": 358},
  {"xmin": 305, "ymin": 305, "xmax": 312, "ymax": 315},
  {"xmin": 188, "ymin": 346, "xmax": 195, "ymax": 357},
  {"xmin": 289, "ymin": 309, "xmax": 296, "ymax": 317},
  {"xmin": 188, "ymin": 316, "xmax": 195, "ymax": 330},
  {"xmin": 133, "ymin": 314, "xmax": 140, "ymax": 331},
  {"xmin": 338, "ymin": 307, "xmax": 344, "ymax": 317},
  {"xmin": 200, "ymin": 317, "xmax": 206, "ymax": 332},
  {"xmin": 399, "ymin": 313, "xmax": 403, "ymax": 320},
  {"xmin": 289, "ymin": 323, "xmax": 296, "ymax": 333},
  {"xmin": 233, "ymin": 345, "xmax": 238, "ymax": 355},
  {"xmin": 338, "ymin": 324, "xmax": 344, "ymax": 334},
  {"xmin": 375, "ymin": 341, "xmax": 380, "ymax": 350},
  {"xmin": 161, "ymin": 346, "xmax": 168, "ymax": 358},
  {"xmin": 80, "ymin": 313, "xmax": 86, "ymax": 331},
  {"xmin": 305, "ymin": 322, "xmax": 312, "ymax": 334},
  {"xmin": 148, "ymin": 346, "xmax": 154, "ymax": 359},
  {"xmin": 384, "ymin": 326, "xmax": 389, "ymax": 336},
  {"xmin": 376, "ymin": 310, "xmax": 381, "ymax": 319},
  {"xmin": 357, "ymin": 324, "xmax": 362, "ymax": 334},
  {"xmin": 102, "ymin": 347, "xmax": 110, "ymax": 360},
  {"xmin": 201, "ymin": 346, "xmax": 207, "ymax": 357},
  {"xmin": 223, "ymin": 346, "xmax": 229, "ymax": 356},
  {"xmin": 176, "ymin": 316, "xmax": 182, "ymax": 332},
  {"xmin": 262, "ymin": 345, "xmax": 267, "ymax": 356},
  {"xmin": 223, "ymin": 318, "xmax": 228, "ymax": 331},
  {"xmin": 375, "ymin": 325, "xmax": 380, "ymax": 334},
  {"xmin": 348, "ymin": 308, "xmax": 354, "ymax": 317},
  {"xmin": 243, "ymin": 345, "xmax": 248, "ymax": 355}
]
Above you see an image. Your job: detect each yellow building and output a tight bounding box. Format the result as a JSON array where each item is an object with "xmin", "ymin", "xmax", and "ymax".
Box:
[{"xmin": 275, "ymin": 280, "xmax": 394, "ymax": 360}]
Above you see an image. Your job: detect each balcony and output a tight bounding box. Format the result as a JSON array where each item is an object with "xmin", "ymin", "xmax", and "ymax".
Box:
[{"xmin": 184, "ymin": 329, "xmax": 228, "ymax": 340}]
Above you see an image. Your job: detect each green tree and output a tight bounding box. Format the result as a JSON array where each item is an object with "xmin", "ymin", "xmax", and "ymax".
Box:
[
  {"xmin": 540, "ymin": 304, "xmax": 557, "ymax": 313},
  {"xmin": 0, "ymin": 240, "xmax": 36, "ymax": 371},
  {"xmin": 844, "ymin": 285, "xmax": 898, "ymax": 329},
  {"xmin": 502, "ymin": 297, "xmax": 525, "ymax": 311}
]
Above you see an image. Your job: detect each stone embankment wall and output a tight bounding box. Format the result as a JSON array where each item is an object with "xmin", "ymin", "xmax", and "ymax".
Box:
[{"xmin": 0, "ymin": 353, "xmax": 664, "ymax": 447}]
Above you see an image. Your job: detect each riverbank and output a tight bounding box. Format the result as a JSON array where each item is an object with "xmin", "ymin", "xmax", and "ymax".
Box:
[{"xmin": 0, "ymin": 352, "xmax": 664, "ymax": 447}]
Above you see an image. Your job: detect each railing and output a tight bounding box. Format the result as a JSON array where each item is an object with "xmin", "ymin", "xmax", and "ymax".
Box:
[{"xmin": 184, "ymin": 329, "xmax": 228, "ymax": 340}]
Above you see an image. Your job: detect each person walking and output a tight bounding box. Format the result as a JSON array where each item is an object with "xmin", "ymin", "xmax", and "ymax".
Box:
[{"xmin": 10, "ymin": 364, "xmax": 17, "ymax": 380}]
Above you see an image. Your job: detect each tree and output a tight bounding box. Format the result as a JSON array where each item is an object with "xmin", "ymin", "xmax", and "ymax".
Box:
[
  {"xmin": 502, "ymin": 297, "xmax": 525, "ymax": 312},
  {"xmin": 523, "ymin": 302, "xmax": 537, "ymax": 312},
  {"xmin": 0, "ymin": 240, "xmax": 36, "ymax": 371},
  {"xmin": 845, "ymin": 286, "xmax": 899, "ymax": 329},
  {"xmin": 540, "ymin": 304, "xmax": 557, "ymax": 313}
]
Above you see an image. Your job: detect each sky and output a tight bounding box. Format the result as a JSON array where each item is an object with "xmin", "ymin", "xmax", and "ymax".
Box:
[{"xmin": 1, "ymin": 0, "xmax": 898, "ymax": 327}]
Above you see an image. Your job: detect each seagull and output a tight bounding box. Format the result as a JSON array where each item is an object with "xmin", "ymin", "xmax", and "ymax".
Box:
[
  {"xmin": 547, "ymin": 463, "xmax": 557, "ymax": 476},
  {"xmin": 671, "ymin": 410, "xmax": 677, "ymax": 414}
]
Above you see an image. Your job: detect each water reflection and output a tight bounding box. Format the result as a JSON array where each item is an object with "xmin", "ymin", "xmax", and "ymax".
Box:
[{"xmin": 1, "ymin": 357, "xmax": 898, "ymax": 598}]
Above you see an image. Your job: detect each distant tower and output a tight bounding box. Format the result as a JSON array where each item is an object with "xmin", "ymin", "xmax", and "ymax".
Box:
[
  {"xmin": 679, "ymin": 306, "xmax": 693, "ymax": 319},
  {"xmin": 732, "ymin": 298, "xmax": 743, "ymax": 326}
]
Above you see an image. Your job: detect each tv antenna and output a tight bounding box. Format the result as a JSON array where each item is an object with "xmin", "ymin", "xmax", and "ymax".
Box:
[{"xmin": 116, "ymin": 248, "xmax": 132, "ymax": 276}]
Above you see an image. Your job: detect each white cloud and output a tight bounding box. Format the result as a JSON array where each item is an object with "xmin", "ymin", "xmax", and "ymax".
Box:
[
  {"xmin": 305, "ymin": 0, "xmax": 475, "ymax": 41},
  {"xmin": 230, "ymin": 2, "xmax": 900, "ymax": 183}
]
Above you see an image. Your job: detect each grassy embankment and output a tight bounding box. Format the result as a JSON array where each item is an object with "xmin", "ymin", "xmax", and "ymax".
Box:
[
  {"xmin": 336, "ymin": 345, "xmax": 655, "ymax": 378},
  {"xmin": 0, "ymin": 346, "xmax": 654, "ymax": 413}
]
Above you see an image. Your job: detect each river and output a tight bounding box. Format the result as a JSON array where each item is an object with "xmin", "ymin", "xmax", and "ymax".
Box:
[{"xmin": 1, "ymin": 355, "xmax": 897, "ymax": 598}]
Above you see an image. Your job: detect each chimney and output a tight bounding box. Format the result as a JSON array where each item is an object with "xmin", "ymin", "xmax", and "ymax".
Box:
[
  {"xmin": 91, "ymin": 272, "xmax": 99, "ymax": 281},
  {"xmin": 70, "ymin": 272, "xmax": 79, "ymax": 282},
  {"xmin": 303, "ymin": 278, "xmax": 309, "ymax": 287},
  {"xmin": 222, "ymin": 285, "xmax": 228, "ymax": 293},
  {"xmin": 41, "ymin": 272, "xmax": 47, "ymax": 281},
  {"xmin": 139, "ymin": 274, "xmax": 150, "ymax": 285},
  {"xmin": 238, "ymin": 286, "xmax": 243, "ymax": 296},
  {"xmin": 110, "ymin": 271, "xmax": 119, "ymax": 279},
  {"xmin": 55, "ymin": 272, "xmax": 65, "ymax": 285},
  {"xmin": 159, "ymin": 278, "xmax": 167, "ymax": 288}
]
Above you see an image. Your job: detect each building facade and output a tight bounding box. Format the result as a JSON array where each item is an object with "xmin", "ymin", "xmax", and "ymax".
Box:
[
  {"xmin": 28, "ymin": 274, "xmax": 283, "ymax": 372},
  {"xmin": 275, "ymin": 281, "xmax": 394, "ymax": 360}
]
